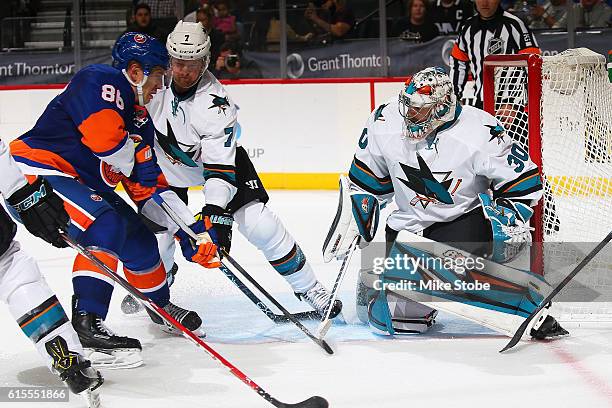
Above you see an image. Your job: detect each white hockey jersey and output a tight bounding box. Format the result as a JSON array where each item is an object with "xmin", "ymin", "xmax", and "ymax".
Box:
[
  {"xmin": 0, "ymin": 139, "xmax": 27, "ymax": 198},
  {"xmin": 147, "ymin": 71, "xmax": 238, "ymax": 208},
  {"xmin": 349, "ymin": 99, "xmax": 543, "ymax": 233}
]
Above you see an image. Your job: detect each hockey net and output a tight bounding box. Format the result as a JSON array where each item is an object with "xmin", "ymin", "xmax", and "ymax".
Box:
[{"xmin": 483, "ymin": 48, "xmax": 612, "ymax": 323}]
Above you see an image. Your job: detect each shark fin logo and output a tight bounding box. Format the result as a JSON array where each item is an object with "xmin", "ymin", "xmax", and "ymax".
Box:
[
  {"xmin": 398, "ymin": 154, "xmax": 462, "ymax": 209},
  {"xmin": 155, "ymin": 120, "xmax": 199, "ymax": 167},
  {"xmin": 374, "ymin": 103, "xmax": 388, "ymax": 121},
  {"xmin": 486, "ymin": 124, "xmax": 505, "ymax": 144},
  {"xmin": 209, "ymin": 94, "xmax": 230, "ymax": 114}
]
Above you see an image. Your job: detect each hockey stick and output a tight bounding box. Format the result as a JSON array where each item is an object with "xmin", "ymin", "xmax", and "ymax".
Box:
[
  {"xmin": 121, "ymin": 264, "xmax": 319, "ymax": 323},
  {"xmin": 217, "ymin": 263, "xmax": 321, "ymax": 323},
  {"xmin": 151, "ymin": 194, "xmax": 334, "ymax": 355},
  {"xmin": 62, "ymin": 233, "xmax": 329, "ymax": 408},
  {"xmin": 500, "ymin": 230, "xmax": 612, "ymax": 353},
  {"xmin": 316, "ymin": 236, "xmax": 360, "ymax": 339}
]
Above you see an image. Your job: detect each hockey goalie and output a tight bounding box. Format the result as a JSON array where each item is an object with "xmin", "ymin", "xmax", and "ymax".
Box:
[{"xmin": 323, "ymin": 66, "xmax": 569, "ymax": 340}]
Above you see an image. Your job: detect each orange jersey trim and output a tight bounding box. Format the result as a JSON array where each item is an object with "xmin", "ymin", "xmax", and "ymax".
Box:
[
  {"xmin": 518, "ymin": 47, "xmax": 541, "ymax": 55},
  {"xmin": 10, "ymin": 140, "xmax": 78, "ymax": 177},
  {"xmin": 73, "ymin": 251, "xmax": 118, "ymax": 278},
  {"xmin": 64, "ymin": 200, "xmax": 95, "ymax": 231},
  {"xmin": 123, "ymin": 263, "xmax": 166, "ymax": 291},
  {"xmin": 451, "ymin": 43, "xmax": 470, "ymax": 62},
  {"xmin": 78, "ymin": 109, "xmax": 127, "ymax": 155}
]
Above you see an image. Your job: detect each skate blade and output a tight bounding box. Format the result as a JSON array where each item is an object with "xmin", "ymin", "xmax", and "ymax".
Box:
[
  {"xmin": 159, "ymin": 324, "xmax": 207, "ymax": 338},
  {"xmin": 85, "ymin": 348, "xmax": 143, "ymax": 370},
  {"xmin": 82, "ymin": 388, "xmax": 102, "ymax": 408}
]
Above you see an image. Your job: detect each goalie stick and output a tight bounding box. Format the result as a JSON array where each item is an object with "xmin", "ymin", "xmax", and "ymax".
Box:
[
  {"xmin": 151, "ymin": 194, "xmax": 335, "ymax": 355},
  {"xmin": 121, "ymin": 265, "xmax": 320, "ymax": 323},
  {"xmin": 62, "ymin": 234, "xmax": 329, "ymax": 408},
  {"xmin": 317, "ymin": 236, "xmax": 360, "ymax": 339},
  {"xmin": 500, "ymin": 230, "xmax": 612, "ymax": 353}
]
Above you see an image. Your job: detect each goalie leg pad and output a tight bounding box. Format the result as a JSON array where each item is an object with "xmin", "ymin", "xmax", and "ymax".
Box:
[
  {"xmin": 358, "ymin": 267, "xmax": 437, "ymax": 335},
  {"xmin": 323, "ymin": 175, "xmax": 380, "ymax": 262}
]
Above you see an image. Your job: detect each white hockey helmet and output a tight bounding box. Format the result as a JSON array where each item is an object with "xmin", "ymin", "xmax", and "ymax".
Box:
[
  {"xmin": 398, "ymin": 67, "xmax": 457, "ymax": 143},
  {"xmin": 166, "ymin": 21, "xmax": 211, "ymax": 64}
]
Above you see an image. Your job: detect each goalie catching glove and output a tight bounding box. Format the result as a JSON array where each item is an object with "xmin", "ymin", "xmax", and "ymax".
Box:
[
  {"xmin": 479, "ymin": 193, "xmax": 534, "ymax": 263},
  {"xmin": 322, "ymin": 175, "xmax": 381, "ymax": 262},
  {"xmin": 175, "ymin": 215, "xmax": 221, "ymax": 268}
]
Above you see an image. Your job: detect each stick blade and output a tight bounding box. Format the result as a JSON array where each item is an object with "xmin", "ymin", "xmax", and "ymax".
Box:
[
  {"xmin": 320, "ymin": 339, "xmax": 334, "ymax": 355},
  {"xmin": 273, "ymin": 396, "xmax": 329, "ymax": 408}
]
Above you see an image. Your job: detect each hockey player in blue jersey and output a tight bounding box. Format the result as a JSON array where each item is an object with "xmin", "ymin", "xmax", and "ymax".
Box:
[
  {"xmin": 0, "ymin": 139, "xmax": 103, "ymax": 403},
  {"xmin": 9, "ymin": 33, "xmax": 220, "ymax": 368}
]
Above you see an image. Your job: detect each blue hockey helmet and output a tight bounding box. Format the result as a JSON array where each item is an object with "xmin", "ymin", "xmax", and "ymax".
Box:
[{"xmin": 112, "ymin": 32, "xmax": 169, "ymax": 75}]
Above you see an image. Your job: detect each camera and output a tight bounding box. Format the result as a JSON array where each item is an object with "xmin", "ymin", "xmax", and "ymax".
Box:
[{"xmin": 225, "ymin": 54, "xmax": 239, "ymax": 68}]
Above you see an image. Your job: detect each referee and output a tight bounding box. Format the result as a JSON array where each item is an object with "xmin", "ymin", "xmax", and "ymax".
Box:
[{"xmin": 449, "ymin": 0, "xmax": 541, "ymax": 108}]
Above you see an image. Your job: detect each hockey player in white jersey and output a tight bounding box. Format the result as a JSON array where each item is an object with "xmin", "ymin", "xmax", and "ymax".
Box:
[
  {"xmin": 0, "ymin": 139, "xmax": 103, "ymax": 403},
  {"xmin": 323, "ymin": 67, "xmax": 568, "ymax": 339},
  {"xmin": 138, "ymin": 21, "xmax": 341, "ymax": 318}
]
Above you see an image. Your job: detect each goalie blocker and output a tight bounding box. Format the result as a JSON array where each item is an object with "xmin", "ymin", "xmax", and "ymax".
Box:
[{"xmin": 323, "ymin": 175, "xmax": 382, "ymax": 262}]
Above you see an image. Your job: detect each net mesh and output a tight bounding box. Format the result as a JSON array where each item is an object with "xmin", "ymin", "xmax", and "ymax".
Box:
[{"xmin": 490, "ymin": 48, "xmax": 612, "ymax": 322}]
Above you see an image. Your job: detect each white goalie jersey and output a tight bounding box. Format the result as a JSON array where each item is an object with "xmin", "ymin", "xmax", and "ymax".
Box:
[
  {"xmin": 349, "ymin": 99, "xmax": 544, "ymax": 233},
  {"xmin": 147, "ymin": 71, "xmax": 238, "ymax": 208}
]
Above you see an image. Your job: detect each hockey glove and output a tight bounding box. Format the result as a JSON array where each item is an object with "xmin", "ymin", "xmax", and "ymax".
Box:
[
  {"xmin": 130, "ymin": 141, "xmax": 160, "ymax": 187},
  {"xmin": 322, "ymin": 175, "xmax": 381, "ymax": 262},
  {"xmin": 201, "ymin": 204, "xmax": 233, "ymax": 254},
  {"xmin": 7, "ymin": 177, "xmax": 69, "ymax": 248},
  {"xmin": 175, "ymin": 217, "xmax": 221, "ymax": 268},
  {"xmin": 479, "ymin": 194, "xmax": 534, "ymax": 263}
]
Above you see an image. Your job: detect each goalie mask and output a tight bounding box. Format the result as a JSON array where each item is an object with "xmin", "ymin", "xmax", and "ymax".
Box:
[{"xmin": 398, "ymin": 67, "xmax": 457, "ymax": 143}]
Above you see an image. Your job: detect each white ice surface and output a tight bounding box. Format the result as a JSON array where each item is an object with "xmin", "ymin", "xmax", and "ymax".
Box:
[{"xmin": 1, "ymin": 190, "xmax": 611, "ymax": 408}]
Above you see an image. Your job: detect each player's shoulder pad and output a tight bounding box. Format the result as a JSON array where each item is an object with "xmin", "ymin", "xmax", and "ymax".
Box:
[
  {"xmin": 362, "ymin": 97, "xmax": 402, "ymax": 145},
  {"xmin": 195, "ymin": 71, "xmax": 237, "ymax": 117},
  {"xmin": 456, "ymin": 105, "xmax": 507, "ymax": 148}
]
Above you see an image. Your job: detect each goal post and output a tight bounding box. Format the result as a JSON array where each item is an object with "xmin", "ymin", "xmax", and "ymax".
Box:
[{"xmin": 482, "ymin": 48, "xmax": 612, "ymax": 322}]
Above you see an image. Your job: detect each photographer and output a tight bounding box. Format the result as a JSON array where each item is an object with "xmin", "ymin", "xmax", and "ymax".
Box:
[{"xmin": 213, "ymin": 41, "xmax": 263, "ymax": 79}]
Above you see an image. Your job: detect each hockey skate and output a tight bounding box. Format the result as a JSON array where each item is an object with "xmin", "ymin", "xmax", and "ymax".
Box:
[
  {"xmin": 146, "ymin": 301, "xmax": 205, "ymax": 337},
  {"xmin": 296, "ymin": 281, "xmax": 343, "ymax": 319},
  {"xmin": 121, "ymin": 263, "xmax": 179, "ymax": 314},
  {"xmin": 72, "ymin": 300, "xmax": 143, "ymax": 369},
  {"xmin": 530, "ymin": 315, "xmax": 569, "ymax": 340},
  {"xmin": 45, "ymin": 336, "xmax": 103, "ymax": 408}
]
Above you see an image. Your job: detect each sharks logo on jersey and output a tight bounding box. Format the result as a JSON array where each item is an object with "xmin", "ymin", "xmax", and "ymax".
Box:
[
  {"xmin": 154, "ymin": 120, "xmax": 199, "ymax": 167},
  {"xmin": 171, "ymin": 97, "xmax": 186, "ymax": 123},
  {"xmin": 374, "ymin": 104, "xmax": 388, "ymax": 122},
  {"xmin": 486, "ymin": 124, "xmax": 505, "ymax": 145},
  {"xmin": 209, "ymin": 94, "xmax": 230, "ymax": 115},
  {"xmin": 398, "ymin": 154, "xmax": 462, "ymax": 209}
]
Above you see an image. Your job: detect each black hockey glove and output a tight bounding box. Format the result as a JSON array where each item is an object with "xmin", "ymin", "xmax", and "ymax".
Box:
[
  {"xmin": 7, "ymin": 177, "xmax": 70, "ymax": 248},
  {"xmin": 201, "ymin": 204, "xmax": 233, "ymax": 254}
]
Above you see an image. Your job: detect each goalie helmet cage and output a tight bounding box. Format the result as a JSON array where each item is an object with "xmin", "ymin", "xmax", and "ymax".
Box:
[{"xmin": 483, "ymin": 48, "xmax": 612, "ymax": 322}]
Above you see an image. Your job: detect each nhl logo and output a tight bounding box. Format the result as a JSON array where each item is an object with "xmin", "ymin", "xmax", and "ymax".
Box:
[
  {"xmin": 134, "ymin": 33, "xmax": 147, "ymax": 44},
  {"xmin": 361, "ymin": 197, "xmax": 369, "ymax": 213},
  {"xmin": 487, "ymin": 37, "xmax": 504, "ymax": 55}
]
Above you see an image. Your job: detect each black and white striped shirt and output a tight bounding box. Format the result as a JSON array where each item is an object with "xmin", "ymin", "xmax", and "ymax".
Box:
[{"xmin": 449, "ymin": 7, "xmax": 540, "ymax": 108}]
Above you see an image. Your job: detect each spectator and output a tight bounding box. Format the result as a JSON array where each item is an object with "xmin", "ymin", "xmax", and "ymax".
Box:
[
  {"xmin": 139, "ymin": 0, "xmax": 177, "ymax": 19},
  {"xmin": 213, "ymin": 41, "xmax": 262, "ymax": 79},
  {"xmin": 251, "ymin": 0, "xmax": 313, "ymax": 51},
  {"xmin": 139, "ymin": 0, "xmax": 179, "ymax": 40},
  {"xmin": 529, "ymin": 0, "xmax": 569, "ymax": 28},
  {"xmin": 392, "ymin": 0, "xmax": 439, "ymax": 42},
  {"xmin": 197, "ymin": 5, "xmax": 224, "ymax": 70},
  {"xmin": 123, "ymin": 3, "xmax": 163, "ymax": 40},
  {"xmin": 449, "ymin": 0, "xmax": 540, "ymax": 108},
  {"xmin": 431, "ymin": 0, "xmax": 475, "ymax": 35},
  {"xmin": 303, "ymin": 0, "xmax": 355, "ymax": 42},
  {"xmin": 213, "ymin": 0, "xmax": 240, "ymax": 41},
  {"xmin": 574, "ymin": 0, "xmax": 611, "ymax": 27}
]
